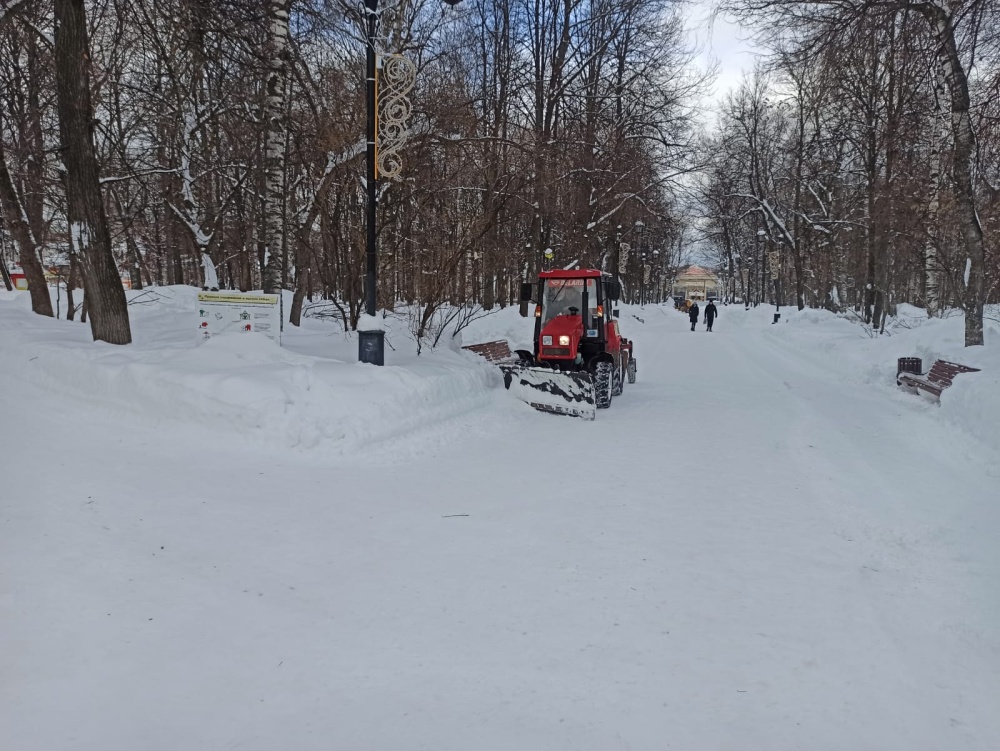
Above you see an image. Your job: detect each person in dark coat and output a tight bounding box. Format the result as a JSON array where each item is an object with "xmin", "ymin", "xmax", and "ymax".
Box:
[
  {"xmin": 704, "ymin": 300, "xmax": 718, "ymax": 331},
  {"xmin": 688, "ymin": 301, "xmax": 699, "ymax": 331}
]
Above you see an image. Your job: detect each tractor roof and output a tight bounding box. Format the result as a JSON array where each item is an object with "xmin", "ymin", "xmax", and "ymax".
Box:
[{"xmin": 538, "ymin": 268, "xmax": 605, "ymax": 279}]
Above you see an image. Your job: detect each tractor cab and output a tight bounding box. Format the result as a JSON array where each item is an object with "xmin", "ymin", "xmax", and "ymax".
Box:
[
  {"xmin": 539, "ymin": 276, "xmax": 599, "ymax": 327},
  {"xmin": 522, "ymin": 270, "xmax": 622, "ymax": 369}
]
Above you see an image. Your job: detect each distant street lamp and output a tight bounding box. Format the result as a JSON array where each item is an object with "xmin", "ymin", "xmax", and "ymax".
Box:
[
  {"xmin": 614, "ymin": 225, "xmax": 622, "ymax": 285},
  {"xmin": 639, "ymin": 250, "xmax": 647, "ymax": 306},
  {"xmin": 652, "ymin": 249, "xmax": 660, "ymax": 303},
  {"xmin": 769, "ymin": 243, "xmax": 782, "ymax": 323},
  {"xmin": 635, "ymin": 220, "xmax": 645, "ymax": 305},
  {"xmin": 358, "ymin": 0, "xmax": 463, "ymax": 366}
]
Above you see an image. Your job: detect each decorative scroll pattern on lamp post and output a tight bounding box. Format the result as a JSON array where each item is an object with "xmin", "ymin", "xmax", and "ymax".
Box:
[
  {"xmin": 376, "ymin": 54, "xmax": 417, "ymax": 180},
  {"xmin": 618, "ymin": 242, "xmax": 630, "ymax": 276}
]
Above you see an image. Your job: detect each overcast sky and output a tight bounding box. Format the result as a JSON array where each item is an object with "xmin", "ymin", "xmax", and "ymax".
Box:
[{"xmin": 685, "ymin": 4, "xmax": 761, "ymax": 110}]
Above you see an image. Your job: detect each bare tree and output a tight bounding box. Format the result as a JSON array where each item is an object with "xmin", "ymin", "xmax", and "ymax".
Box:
[
  {"xmin": 53, "ymin": 0, "xmax": 130, "ymax": 343},
  {"xmin": 720, "ymin": 0, "xmax": 992, "ymax": 344},
  {"xmin": 0, "ymin": 136, "xmax": 52, "ymax": 314}
]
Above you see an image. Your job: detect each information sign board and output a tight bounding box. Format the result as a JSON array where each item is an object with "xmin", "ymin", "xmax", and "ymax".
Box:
[{"xmin": 197, "ymin": 292, "xmax": 281, "ymax": 344}]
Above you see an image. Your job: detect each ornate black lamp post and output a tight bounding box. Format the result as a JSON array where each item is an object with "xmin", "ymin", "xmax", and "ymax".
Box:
[{"xmin": 358, "ymin": 0, "xmax": 463, "ymax": 366}]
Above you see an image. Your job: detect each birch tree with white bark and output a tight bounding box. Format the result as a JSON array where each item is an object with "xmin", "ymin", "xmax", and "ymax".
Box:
[{"xmin": 262, "ymin": 0, "xmax": 291, "ymax": 295}]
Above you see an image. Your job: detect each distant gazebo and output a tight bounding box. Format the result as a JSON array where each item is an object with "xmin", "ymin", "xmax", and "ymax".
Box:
[{"xmin": 672, "ymin": 265, "xmax": 719, "ymax": 301}]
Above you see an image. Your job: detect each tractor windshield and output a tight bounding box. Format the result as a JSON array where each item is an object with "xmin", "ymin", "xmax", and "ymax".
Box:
[{"xmin": 541, "ymin": 278, "xmax": 597, "ymax": 327}]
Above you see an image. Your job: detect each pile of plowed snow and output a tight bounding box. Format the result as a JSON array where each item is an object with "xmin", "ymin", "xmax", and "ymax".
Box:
[
  {"xmin": 0, "ymin": 287, "xmax": 504, "ymax": 454},
  {"xmin": 3, "ymin": 286, "xmax": 998, "ymax": 453}
]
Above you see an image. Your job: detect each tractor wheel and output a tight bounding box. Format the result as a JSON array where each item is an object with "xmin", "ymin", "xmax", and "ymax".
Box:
[
  {"xmin": 627, "ymin": 358, "xmax": 637, "ymax": 384},
  {"xmin": 595, "ymin": 361, "xmax": 614, "ymax": 409},
  {"xmin": 612, "ymin": 361, "xmax": 623, "ymax": 396}
]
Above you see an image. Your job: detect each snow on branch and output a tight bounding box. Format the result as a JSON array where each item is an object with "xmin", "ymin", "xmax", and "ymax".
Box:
[
  {"xmin": 730, "ymin": 193, "xmax": 796, "ymax": 247},
  {"xmin": 168, "ymin": 202, "xmax": 213, "ymax": 249},
  {"xmin": 806, "ymin": 183, "xmax": 828, "ymax": 217}
]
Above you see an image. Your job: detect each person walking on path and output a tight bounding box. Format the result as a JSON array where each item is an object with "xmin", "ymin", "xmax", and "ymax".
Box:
[
  {"xmin": 688, "ymin": 301, "xmax": 699, "ymax": 331},
  {"xmin": 704, "ymin": 300, "xmax": 718, "ymax": 332}
]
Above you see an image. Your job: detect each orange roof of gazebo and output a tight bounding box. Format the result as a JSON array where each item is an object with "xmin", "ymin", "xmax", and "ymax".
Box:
[{"xmin": 676, "ymin": 265, "xmax": 715, "ymax": 279}]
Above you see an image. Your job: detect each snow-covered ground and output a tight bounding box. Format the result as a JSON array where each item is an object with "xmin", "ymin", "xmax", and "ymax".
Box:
[{"xmin": 2, "ymin": 287, "xmax": 999, "ymax": 750}]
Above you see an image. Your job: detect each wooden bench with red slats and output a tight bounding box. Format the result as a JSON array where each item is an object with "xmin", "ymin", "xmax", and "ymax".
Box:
[
  {"xmin": 897, "ymin": 359, "xmax": 980, "ymax": 400},
  {"xmin": 462, "ymin": 339, "xmax": 515, "ymax": 363}
]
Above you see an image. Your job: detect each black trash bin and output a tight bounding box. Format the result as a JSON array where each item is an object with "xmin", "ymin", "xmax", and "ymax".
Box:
[{"xmin": 897, "ymin": 357, "xmax": 922, "ymax": 376}]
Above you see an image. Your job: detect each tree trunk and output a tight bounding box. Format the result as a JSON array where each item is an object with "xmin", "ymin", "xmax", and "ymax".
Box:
[
  {"xmin": 917, "ymin": 3, "xmax": 985, "ymax": 346},
  {"xmin": 289, "ymin": 259, "xmax": 308, "ymax": 326},
  {"xmin": 925, "ymin": 62, "xmax": 946, "ymax": 317},
  {"xmin": 54, "ymin": 0, "xmax": 131, "ymax": 344},
  {"xmin": 791, "ymin": 75, "xmax": 806, "ymax": 311},
  {"xmin": 863, "ymin": 135, "xmax": 878, "ymax": 325},
  {"xmin": 111, "ymin": 191, "xmax": 145, "ymax": 291},
  {"xmin": 66, "ymin": 254, "xmax": 79, "ymax": 321},
  {"xmin": 0, "ymin": 143, "xmax": 53, "ymax": 315},
  {"xmin": 25, "ymin": 30, "xmax": 47, "ymax": 251},
  {"xmin": 262, "ymin": 0, "xmax": 291, "ymax": 294}
]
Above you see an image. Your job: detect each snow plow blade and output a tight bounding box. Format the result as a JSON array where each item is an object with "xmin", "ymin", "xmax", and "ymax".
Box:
[{"xmin": 499, "ymin": 365, "xmax": 596, "ymax": 420}]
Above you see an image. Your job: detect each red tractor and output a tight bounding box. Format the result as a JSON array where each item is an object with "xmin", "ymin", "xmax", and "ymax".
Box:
[{"xmin": 501, "ymin": 269, "xmax": 637, "ymax": 419}]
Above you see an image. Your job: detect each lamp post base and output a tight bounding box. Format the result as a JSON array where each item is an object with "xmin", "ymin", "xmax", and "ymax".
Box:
[{"xmin": 359, "ymin": 329, "xmax": 385, "ymax": 365}]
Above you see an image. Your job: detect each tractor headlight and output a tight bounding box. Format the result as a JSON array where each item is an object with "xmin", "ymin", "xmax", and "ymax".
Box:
[
  {"xmin": 542, "ymin": 335, "xmax": 553, "ymax": 345},
  {"xmin": 558, "ymin": 335, "xmax": 570, "ymax": 346}
]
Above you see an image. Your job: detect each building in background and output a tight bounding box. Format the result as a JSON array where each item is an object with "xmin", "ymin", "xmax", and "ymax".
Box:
[
  {"xmin": 672, "ymin": 265, "xmax": 718, "ymax": 301},
  {"xmin": 7, "ymin": 266, "xmax": 28, "ymax": 290}
]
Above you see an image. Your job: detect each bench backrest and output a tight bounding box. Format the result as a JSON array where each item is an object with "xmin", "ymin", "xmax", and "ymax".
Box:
[
  {"xmin": 462, "ymin": 339, "xmax": 512, "ymax": 363},
  {"xmin": 927, "ymin": 359, "xmax": 981, "ymax": 387}
]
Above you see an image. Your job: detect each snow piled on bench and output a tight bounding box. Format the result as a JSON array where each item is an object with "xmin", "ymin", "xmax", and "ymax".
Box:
[{"xmin": 719, "ymin": 302, "xmax": 1000, "ymax": 451}]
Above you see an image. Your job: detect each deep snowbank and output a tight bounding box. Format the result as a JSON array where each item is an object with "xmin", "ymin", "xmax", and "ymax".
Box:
[
  {"xmin": 2, "ymin": 286, "xmax": 997, "ymax": 453},
  {"xmin": 0, "ymin": 286, "xmax": 502, "ymax": 455},
  {"xmin": 720, "ymin": 302, "xmax": 1000, "ymax": 450}
]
